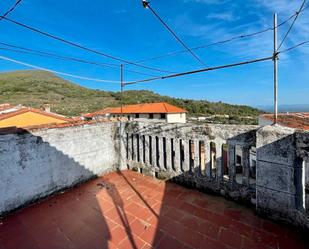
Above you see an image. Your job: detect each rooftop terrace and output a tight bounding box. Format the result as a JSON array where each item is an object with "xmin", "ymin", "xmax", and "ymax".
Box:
[
  {"xmin": 0, "ymin": 121, "xmax": 309, "ymax": 249},
  {"xmin": 1, "ymin": 170, "xmax": 307, "ymax": 249}
]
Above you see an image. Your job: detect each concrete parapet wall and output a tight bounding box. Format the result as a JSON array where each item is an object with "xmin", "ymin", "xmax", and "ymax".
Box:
[
  {"xmin": 0, "ymin": 123, "xmax": 119, "ymax": 215},
  {"xmin": 256, "ymin": 125, "xmax": 309, "ymax": 229}
]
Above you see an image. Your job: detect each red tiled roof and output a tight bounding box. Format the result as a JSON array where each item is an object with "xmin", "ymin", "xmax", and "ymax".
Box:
[
  {"xmin": 261, "ymin": 113, "xmax": 309, "ymax": 130},
  {"xmin": 0, "ymin": 108, "xmax": 71, "ymax": 122},
  {"xmin": 86, "ymin": 102, "xmax": 187, "ymax": 117}
]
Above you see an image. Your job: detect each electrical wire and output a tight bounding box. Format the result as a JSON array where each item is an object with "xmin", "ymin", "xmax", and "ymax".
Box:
[
  {"xmin": 124, "ymin": 56, "xmax": 273, "ymax": 86},
  {"xmin": 0, "ymin": 0, "xmax": 22, "ymax": 20},
  {"xmin": 277, "ymin": 0, "xmax": 307, "ymax": 51},
  {"xmin": 135, "ymin": 5, "xmax": 308, "ymax": 64},
  {"xmin": 142, "ymin": 1, "xmax": 206, "ymax": 67},
  {"xmin": 279, "ymin": 40, "xmax": 309, "ymax": 53},
  {"xmin": 0, "ymin": 16, "xmax": 175, "ymax": 74},
  {"xmin": 0, "ymin": 54, "xmax": 122, "ymax": 83},
  {"xmin": 0, "ymin": 42, "xmax": 158, "ymax": 77}
]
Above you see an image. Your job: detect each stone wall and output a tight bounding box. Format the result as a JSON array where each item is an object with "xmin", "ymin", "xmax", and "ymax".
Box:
[
  {"xmin": 0, "ymin": 123, "xmax": 120, "ymax": 215},
  {"xmin": 256, "ymin": 126, "xmax": 309, "ymax": 228}
]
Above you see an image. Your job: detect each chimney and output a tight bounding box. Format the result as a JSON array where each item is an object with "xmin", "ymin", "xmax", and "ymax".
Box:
[{"xmin": 41, "ymin": 104, "xmax": 51, "ymax": 113}]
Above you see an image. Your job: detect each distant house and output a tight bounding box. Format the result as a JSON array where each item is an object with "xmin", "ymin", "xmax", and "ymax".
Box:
[
  {"xmin": 84, "ymin": 102, "xmax": 187, "ymax": 123},
  {"xmin": 0, "ymin": 104, "xmax": 71, "ymax": 128}
]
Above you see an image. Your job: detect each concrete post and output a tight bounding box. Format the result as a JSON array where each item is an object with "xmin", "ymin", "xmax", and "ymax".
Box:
[
  {"xmin": 205, "ymin": 141, "xmax": 211, "ymax": 178},
  {"xmin": 242, "ymin": 146, "xmax": 250, "ymax": 186},
  {"xmin": 144, "ymin": 135, "xmax": 150, "ymax": 166},
  {"xmin": 139, "ymin": 135, "xmax": 144, "ymax": 164},
  {"xmin": 228, "ymin": 144, "xmax": 236, "ymax": 187},
  {"xmin": 133, "ymin": 134, "xmax": 137, "ymax": 162},
  {"xmin": 151, "ymin": 136, "xmax": 157, "ymax": 168},
  {"xmin": 158, "ymin": 137, "xmax": 164, "ymax": 169},
  {"xmin": 183, "ymin": 140, "xmax": 190, "ymax": 173},
  {"xmin": 174, "ymin": 138, "xmax": 181, "ymax": 173},
  {"xmin": 194, "ymin": 140, "xmax": 200, "ymax": 175},
  {"xmin": 165, "ymin": 137, "xmax": 172, "ymax": 171},
  {"xmin": 216, "ymin": 143, "xmax": 223, "ymax": 182}
]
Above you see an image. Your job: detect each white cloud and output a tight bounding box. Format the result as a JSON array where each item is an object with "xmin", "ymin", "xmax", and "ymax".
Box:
[{"xmin": 207, "ymin": 11, "xmax": 236, "ymax": 21}]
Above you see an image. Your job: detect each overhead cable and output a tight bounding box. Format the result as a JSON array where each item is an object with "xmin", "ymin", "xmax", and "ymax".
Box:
[
  {"xmin": 0, "ymin": 54, "xmax": 122, "ymax": 83},
  {"xmin": 124, "ymin": 56, "xmax": 273, "ymax": 86},
  {"xmin": 0, "ymin": 0, "xmax": 22, "ymax": 21},
  {"xmin": 141, "ymin": 0, "xmax": 206, "ymax": 66},
  {"xmin": 0, "ymin": 16, "xmax": 174, "ymax": 74},
  {"xmin": 135, "ymin": 5, "xmax": 308, "ymax": 64},
  {"xmin": 0, "ymin": 42, "xmax": 158, "ymax": 77},
  {"xmin": 277, "ymin": 0, "xmax": 307, "ymax": 51}
]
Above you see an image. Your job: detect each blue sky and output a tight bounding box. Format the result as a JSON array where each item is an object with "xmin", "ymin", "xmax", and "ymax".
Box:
[{"xmin": 0, "ymin": 0, "xmax": 308, "ymax": 107}]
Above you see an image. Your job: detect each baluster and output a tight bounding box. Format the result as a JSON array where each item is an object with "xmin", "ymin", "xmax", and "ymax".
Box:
[
  {"xmin": 174, "ymin": 138, "xmax": 181, "ymax": 173},
  {"xmin": 205, "ymin": 141, "xmax": 211, "ymax": 178},
  {"xmin": 242, "ymin": 146, "xmax": 250, "ymax": 186},
  {"xmin": 144, "ymin": 136, "xmax": 150, "ymax": 166},
  {"xmin": 228, "ymin": 144, "xmax": 236, "ymax": 187},
  {"xmin": 183, "ymin": 140, "xmax": 190, "ymax": 172},
  {"xmin": 216, "ymin": 143, "xmax": 223, "ymax": 182},
  {"xmin": 165, "ymin": 137, "xmax": 172, "ymax": 171},
  {"xmin": 194, "ymin": 140, "xmax": 199, "ymax": 176}
]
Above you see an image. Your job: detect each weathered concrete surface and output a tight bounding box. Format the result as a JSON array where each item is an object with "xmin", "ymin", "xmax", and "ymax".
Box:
[
  {"xmin": 256, "ymin": 125, "xmax": 309, "ymax": 229},
  {"xmin": 0, "ymin": 123, "xmax": 119, "ymax": 215}
]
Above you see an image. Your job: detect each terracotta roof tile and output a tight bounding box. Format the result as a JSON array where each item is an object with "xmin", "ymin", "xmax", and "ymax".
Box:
[
  {"xmin": 0, "ymin": 108, "xmax": 71, "ymax": 122},
  {"xmin": 86, "ymin": 102, "xmax": 187, "ymax": 117},
  {"xmin": 260, "ymin": 113, "xmax": 309, "ymax": 130}
]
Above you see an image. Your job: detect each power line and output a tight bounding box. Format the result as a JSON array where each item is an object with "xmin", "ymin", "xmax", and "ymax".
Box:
[
  {"xmin": 277, "ymin": 0, "xmax": 307, "ymax": 51},
  {"xmin": 0, "ymin": 54, "xmax": 122, "ymax": 83},
  {"xmin": 0, "ymin": 41, "xmax": 158, "ymax": 77},
  {"xmin": 279, "ymin": 40, "xmax": 309, "ymax": 53},
  {"xmin": 0, "ymin": 0, "xmax": 22, "ymax": 21},
  {"xmin": 0, "ymin": 16, "xmax": 175, "ymax": 74},
  {"xmin": 124, "ymin": 56, "xmax": 273, "ymax": 86},
  {"xmin": 135, "ymin": 6, "xmax": 308, "ymax": 64},
  {"xmin": 141, "ymin": 1, "xmax": 206, "ymax": 67}
]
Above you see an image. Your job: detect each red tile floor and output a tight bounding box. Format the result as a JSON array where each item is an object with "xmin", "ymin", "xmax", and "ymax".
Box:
[{"xmin": 0, "ymin": 170, "xmax": 308, "ymax": 249}]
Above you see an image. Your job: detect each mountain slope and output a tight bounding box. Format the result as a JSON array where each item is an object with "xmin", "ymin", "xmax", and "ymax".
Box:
[{"xmin": 0, "ymin": 70, "xmax": 262, "ymax": 123}]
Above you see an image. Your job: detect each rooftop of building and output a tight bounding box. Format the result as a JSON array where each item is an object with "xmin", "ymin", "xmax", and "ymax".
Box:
[
  {"xmin": 0, "ymin": 107, "xmax": 71, "ymax": 122},
  {"xmin": 1, "ymin": 170, "xmax": 307, "ymax": 249},
  {"xmin": 260, "ymin": 113, "xmax": 309, "ymax": 130},
  {"xmin": 84, "ymin": 102, "xmax": 187, "ymax": 118}
]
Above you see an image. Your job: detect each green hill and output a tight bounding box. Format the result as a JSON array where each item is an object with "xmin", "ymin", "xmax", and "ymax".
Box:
[{"xmin": 0, "ymin": 70, "xmax": 262, "ymax": 124}]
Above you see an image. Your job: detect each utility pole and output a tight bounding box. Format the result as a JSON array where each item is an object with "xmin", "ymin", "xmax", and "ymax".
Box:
[
  {"xmin": 120, "ymin": 64, "xmax": 124, "ymax": 118},
  {"xmin": 273, "ymin": 13, "xmax": 278, "ymax": 124}
]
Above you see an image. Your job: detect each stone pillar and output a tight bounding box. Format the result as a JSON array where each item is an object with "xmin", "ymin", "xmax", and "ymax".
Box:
[
  {"xmin": 132, "ymin": 134, "xmax": 137, "ymax": 162},
  {"xmin": 174, "ymin": 138, "xmax": 181, "ymax": 173},
  {"xmin": 144, "ymin": 135, "xmax": 150, "ymax": 166},
  {"xmin": 139, "ymin": 135, "xmax": 144, "ymax": 164},
  {"xmin": 127, "ymin": 133, "xmax": 132, "ymax": 161},
  {"xmin": 166, "ymin": 137, "xmax": 172, "ymax": 171},
  {"xmin": 228, "ymin": 144, "xmax": 236, "ymax": 187},
  {"xmin": 242, "ymin": 146, "xmax": 250, "ymax": 186},
  {"xmin": 194, "ymin": 140, "xmax": 200, "ymax": 175},
  {"xmin": 205, "ymin": 141, "xmax": 211, "ymax": 178},
  {"xmin": 151, "ymin": 136, "xmax": 157, "ymax": 168},
  {"xmin": 183, "ymin": 140, "xmax": 190, "ymax": 173},
  {"xmin": 158, "ymin": 137, "xmax": 164, "ymax": 169},
  {"xmin": 216, "ymin": 143, "xmax": 223, "ymax": 182}
]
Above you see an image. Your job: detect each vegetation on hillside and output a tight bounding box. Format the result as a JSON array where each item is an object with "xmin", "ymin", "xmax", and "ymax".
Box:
[{"xmin": 0, "ymin": 70, "xmax": 263, "ymax": 124}]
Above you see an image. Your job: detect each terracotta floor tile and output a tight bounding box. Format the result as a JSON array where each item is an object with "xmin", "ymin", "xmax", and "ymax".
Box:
[{"xmin": 0, "ymin": 170, "xmax": 308, "ymax": 249}]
